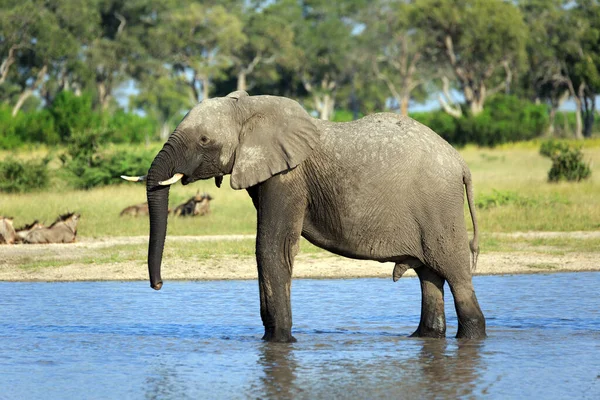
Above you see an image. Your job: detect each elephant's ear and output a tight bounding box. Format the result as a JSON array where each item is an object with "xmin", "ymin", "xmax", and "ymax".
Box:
[{"xmin": 230, "ymin": 96, "xmax": 319, "ymax": 190}]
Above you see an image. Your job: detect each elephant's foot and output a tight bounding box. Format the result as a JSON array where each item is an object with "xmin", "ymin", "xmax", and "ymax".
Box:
[
  {"xmin": 410, "ymin": 314, "xmax": 446, "ymax": 338},
  {"xmin": 262, "ymin": 327, "xmax": 297, "ymax": 343},
  {"xmin": 410, "ymin": 325, "xmax": 446, "ymax": 339},
  {"xmin": 455, "ymin": 317, "xmax": 487, "ymax": 339}
]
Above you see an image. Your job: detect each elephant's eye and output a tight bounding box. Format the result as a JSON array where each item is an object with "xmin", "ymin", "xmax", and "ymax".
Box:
[{"xmin": 199, "ymin": 135, "xmax": 210, "ymax": 145}]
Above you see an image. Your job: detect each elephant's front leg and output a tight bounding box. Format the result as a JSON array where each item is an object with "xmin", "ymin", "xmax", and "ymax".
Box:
[{"xmin": 253, "ymin": 180, "xmax": 306, "ymax": 343}]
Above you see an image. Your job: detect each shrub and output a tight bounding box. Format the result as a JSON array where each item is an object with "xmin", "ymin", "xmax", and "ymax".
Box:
[
  {"xmin": 14, "ymin": 109, "xmax": 60, "ymax": 145},
  {"xmin": 539, "ymin": 140, "xmax": 591, "ymax": 182},
  {"xmin": 475, "ymin": 189, "xmax": 570, "ymax": 210},
  {"xmin": 106, "ymin": 110, "xmax": 158, "ymax": 143},
  {"xmin": 459, "ymin": 95, "xmax": 548, "ymax": 146},
  {"xmin": 49, "ymin": 91, "xmax": 102, "ymax": 142},
  {"xmin": 0, "ymin": 156, "xmax": 51, "ymax": 193},
  {"xmin": 0, "ymin": 106, "xmax": 21, "ymax": 149},
  {"xmin": 475, "ymin": 190, "xmax": 538, "ymax": 210},
  {"xmin": 59, "ymin": 128, "xmax": 155, "ymax": 189},
  {"xmin": 413, "ymin": 95, "xmax": 548, "ymax": 147},
  {"xmin": 411, "ymin": 111, "xmax": 462, "ymax": 145}
]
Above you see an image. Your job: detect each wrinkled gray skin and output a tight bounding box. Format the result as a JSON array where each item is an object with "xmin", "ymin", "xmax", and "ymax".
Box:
[
  {"xmin": 145, "ymin": 90, "xmax": 486, "ymax": 342},
  {"xmin": 24, "ymin": 213, "xmax": 80, "ymax": 244}
]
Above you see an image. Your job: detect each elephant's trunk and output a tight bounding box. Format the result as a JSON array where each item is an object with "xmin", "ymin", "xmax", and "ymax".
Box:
[{"xmin": 146, "ymin": 145, "xmax": 178, "ymax": 290}]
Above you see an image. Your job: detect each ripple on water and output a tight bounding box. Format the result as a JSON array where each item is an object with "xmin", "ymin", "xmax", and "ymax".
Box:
[{"xmin": 0, "ymin": 272, "xmax": 599, "ymax": 399}]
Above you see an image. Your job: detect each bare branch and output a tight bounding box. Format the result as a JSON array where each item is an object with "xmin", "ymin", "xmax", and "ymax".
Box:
[
  {"xmin": 437, "ymin": 75, "xmax": 462, "ymax": 118},
  {"xmin": 114, "ymin": 12, "xmax": 127, "ymax": 36},
  {"xmin": 0, "ymin": 44, "xmax": 26, "ymax": 85}
]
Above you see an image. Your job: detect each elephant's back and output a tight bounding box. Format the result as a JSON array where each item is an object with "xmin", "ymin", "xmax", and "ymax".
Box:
[{"xmin": 315, "ymin": 113, "xmax": 464, "ymax": 182}]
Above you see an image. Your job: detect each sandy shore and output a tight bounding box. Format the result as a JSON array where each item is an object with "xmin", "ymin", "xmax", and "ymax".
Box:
[{"xmin": 0, "ymin": 233, "xmax": 599, "ymax": 282}]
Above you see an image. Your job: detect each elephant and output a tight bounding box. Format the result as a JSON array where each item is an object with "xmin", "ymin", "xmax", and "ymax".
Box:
[
  {"xmin": 125, "ymin": 90, "xmax": 486, "ymax": 342},
  {"xmin": 24, "ymin": 212, "xmax": 80, "ymax": 244}
]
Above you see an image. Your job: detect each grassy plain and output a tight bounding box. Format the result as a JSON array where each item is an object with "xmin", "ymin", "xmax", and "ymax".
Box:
[{"xmin": 2, "ymin": 139, "xmax": 600, "ymax": 263}]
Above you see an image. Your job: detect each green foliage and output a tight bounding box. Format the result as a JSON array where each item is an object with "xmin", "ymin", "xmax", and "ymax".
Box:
[
  {"xmin": 475, "ymin": 189, "xmax": 570, "ymax": 210},
  {"xmin": 476, "ymin": 190, "xmax": 539, "ymax": 210},
  {"xmin": 59, "ymin": 129, "xmax": 155, "ymax": 190},
  {"xmin": 106, "ymin": 110, "xmax": 158, "ymax": 143},
  {"xmin": 332, "ymin": 109, "xmax": 363, "ymax": 122},
  {"xmin": 0, "ymin": 156, "xmax": 51, "ymax": 193},
  {"xmin": 0, "ymin": 106, "xmax": 59, "ymax": 148},
  {"xmin": 412, "ymin": 96, "xmax": 548, "ymax": 146},
  {"xmin": 49, "ymin": 91, "xmax": 101, "ymax": 142},
  {"xmin": 539, "ymin": 141, "xmax": 592, "ymax": 182},
  {"xmin": 411, "ymin": 111, "xmax": 461, "ymax": 144}
]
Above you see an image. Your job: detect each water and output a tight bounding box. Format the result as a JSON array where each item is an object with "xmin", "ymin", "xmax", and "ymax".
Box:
[{"xmin": 1, "ymin": 272, "xmax": 599, "ymax": 399}]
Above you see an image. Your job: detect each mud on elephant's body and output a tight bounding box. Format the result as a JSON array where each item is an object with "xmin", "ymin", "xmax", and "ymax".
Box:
[{"xmin": 133, "ymin": 91, "xmax": 486, "ymax": 342}]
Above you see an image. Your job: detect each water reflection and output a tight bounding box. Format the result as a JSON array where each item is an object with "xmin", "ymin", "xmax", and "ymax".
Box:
[
  {"xmin": 416, "ymin": 339, "xmax": 484, "ymax": 398},
  {"xmin": 256, "ymin": 343, "xmax": 298, "ymax": 399},
  {"xmin": 248, "ymin": 337, "xmax": 485, "ymax": 399}
]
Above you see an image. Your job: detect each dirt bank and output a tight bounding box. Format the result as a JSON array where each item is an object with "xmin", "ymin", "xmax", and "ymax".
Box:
[{"xmin": 0, "ymin": 233, "xmax": 598, "ymax": 282}]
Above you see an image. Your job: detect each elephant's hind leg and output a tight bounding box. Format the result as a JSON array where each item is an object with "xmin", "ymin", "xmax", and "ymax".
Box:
[
  {"xmin": 410, "ymin": 266, "xmax": 447, "ymax": 338},
  {"xmin": 446, "ymin": 275, "xmax": 486, "ymax": 339}
]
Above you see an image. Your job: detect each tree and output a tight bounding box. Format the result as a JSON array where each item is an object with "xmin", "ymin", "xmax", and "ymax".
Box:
[
  {"xmin": 86, "ymin": 0, "xmax": 154, "ymax": 111},
  {"xmin": 363, "ymin": 0, "xmax": 430, "ymax": 116},
  {"xmin": 150, "ymin": 1, "xmax": 245, "ymax": 102},
  {"xmin": 229, "ymin": 0, "xmax": 301, "ymax": 93},
  {"xmin": 415, "ymin": 0, "xmax": 528, "ymax": 116},
  {"xmin": 295, "ymin": 0, "xmax": 366, "ymax": 120},
  {"xmin": 519, "ymin": 0, "xmax": 572, "ymax": 135},
  {"xmin": 572, "ymin": 0, "xmax": 600, "ymax": 137}
]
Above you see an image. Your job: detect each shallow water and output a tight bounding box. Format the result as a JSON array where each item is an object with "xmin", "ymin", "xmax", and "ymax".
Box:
[{"xmin": 0, "ymin": 272, "xmax": 599, "ymax": 399}]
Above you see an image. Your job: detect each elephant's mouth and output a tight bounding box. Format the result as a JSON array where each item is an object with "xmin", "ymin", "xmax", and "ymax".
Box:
[{"xmin": 181, "ymin": 175, "xmax": 197, "ymax": 185}]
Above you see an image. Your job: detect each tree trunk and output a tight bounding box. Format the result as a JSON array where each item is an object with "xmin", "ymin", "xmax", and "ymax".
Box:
[
  {"xmin": 400, "ymin": 94, "xmax": 409, "ymax": 117},
  {"xmin": 547, "ymin": 107, "xmax": 556, "ymax": 136},
  {"xmin": 97, "ymin": 81, "xmax": 111, "ymax": 111},
  {"xmin": 573, "ymin": 83, "xmax": 585, "ymax": 140},
  {"xmin": 12, "ymin": 64, "xmax": 47, "ymax": 116},
  {"xmin": 237, "ymin": 71, "xmax": 247, "ymax": 92},
  {"xmin": 582, "ymin": 95, "xmax": 595, "ymax": 138},
  {"xmin": 201, "ymin": 77, "xmax": 209, "ymax": 102},
  {"xmin": 315, "ymin": 93, "xmax": 335, "ymax": 120},
  {"xmin": 12, "ymin": 89, "xmax": 33, "ymax": 117}
]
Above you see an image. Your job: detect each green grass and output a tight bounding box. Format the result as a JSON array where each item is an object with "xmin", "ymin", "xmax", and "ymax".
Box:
[
  {"xmin": 480, "ymin": 235, "xmax": 600, "ymax": 254},
  {"xmin": 2, "ymin": 140, "xmax": 600, "ymax": 237}
]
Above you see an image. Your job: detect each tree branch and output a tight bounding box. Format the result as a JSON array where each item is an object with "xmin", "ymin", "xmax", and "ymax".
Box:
[{"xmin": 437, "ymin": 75, "xmax": 462, "ymax": 118}]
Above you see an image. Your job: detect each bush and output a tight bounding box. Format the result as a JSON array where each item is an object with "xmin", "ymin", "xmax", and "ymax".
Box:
[
  {"xmin": 60, "ymin": 128, "xmax": 155, "ymax": 189},
  {"xmin": 106, "ymin": 110, "xmax": 158, "ymax": 143},
  {"xmin": 412, "ymin": 95, "xmax": 549, "ymax": 147},
  {"xmin": 0, "ymin": 106, "xmax": 22, "ymax": 149},
  {"xmin": 49, "ymin": 91, "xmax": 102, "ymax": 142},
  {"xmin": 539, "ymin": 140, "xmax": 591, "ymax": 182},
  {"xmin": 0, "ymin": 156, "xmax": 51, "ymax": 193},
  {"xmin": 459, "ymin": 95, "xmax": 548, "ymax": 146},
  {"xmin": 411, "ymin": 111, "xmax": 462, "ymax": 145}
]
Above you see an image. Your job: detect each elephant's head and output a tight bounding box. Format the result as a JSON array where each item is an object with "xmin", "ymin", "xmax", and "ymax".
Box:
[{"xmin": 144, "ymin": 90, "xmax": 319, "ymax": 290}]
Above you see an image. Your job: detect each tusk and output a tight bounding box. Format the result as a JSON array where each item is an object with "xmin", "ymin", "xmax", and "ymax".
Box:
[
  {"xmin": 159, "ymin": 173, "xmax": 184, "ymax": 186},
  {"xmin": 121, "ymin": 175, "xmax": 146, "ymax": 182}
]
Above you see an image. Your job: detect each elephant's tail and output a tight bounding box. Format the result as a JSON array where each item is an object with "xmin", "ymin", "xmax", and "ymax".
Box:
[{"xmin": 463, "ymin": 166, "xmax": 479, "ymax": 271}]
